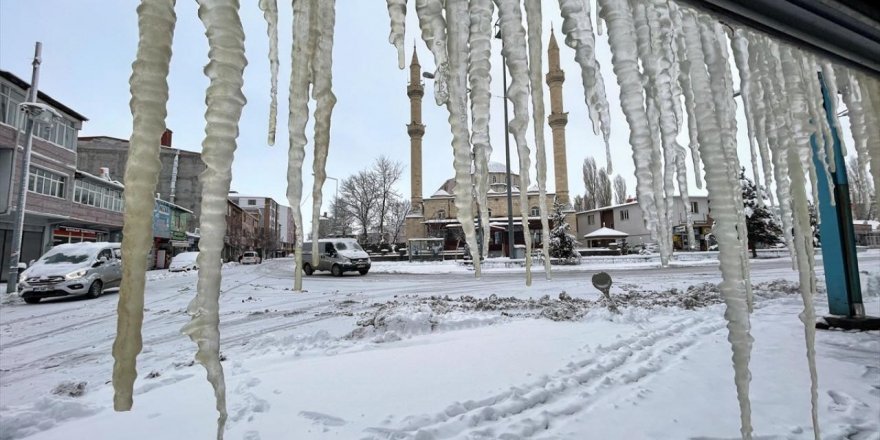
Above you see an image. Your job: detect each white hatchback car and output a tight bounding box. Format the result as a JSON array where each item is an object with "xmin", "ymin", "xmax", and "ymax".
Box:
[{"xmin": 168, "ymin": 251, "xmax": 199, "ymax": 272}]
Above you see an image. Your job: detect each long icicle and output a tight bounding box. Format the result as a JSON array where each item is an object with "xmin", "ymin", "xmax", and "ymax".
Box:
[
  {"xmin": 675, "ymin": 145, "xmax": 696, "ymax": 250},
  {"xmin": 468, "ymin": 0, "xmax": 494, "ymax": 259},
  {"xmin": 112, "ymin": 0, "xmax": 176, "ymax": 412},
  {"xmin": 744, "ymin": 29, "xmax": 774, "ymax": 205},
  {"xmin": 731, "ymin": 28, "xmax": 764, "ymax": 209},
  {"xmin": 182, "ymin": 1, "xmax": 248, "ymax": 438},
  {"xmin": 524, "ymin": 0, "xmax": 551, "ymax": 279},
  {"xmin": 819, "ymin": 61, "xmax": 845, "ymax": 173},
  {"xmin": 309, "ymin": 0, "xmax": 337, "ymax": 268},
  {"xmin": 556, "ymin": 0, "xmax": 612, "ymax": 171},
  {"xmin": 681, "ymin": 9, "xmax": 753, "ymax": 438},
  {"xmin": 495, "ymin": 0, "xmax": 533, "ymax": 285},
  {"xmin": 258, "ymin": 0, "xmax": 279, "ymax": 145},
  {"xmin": 289, "ymin": 0, "xmax": 317, "ymax": 291},
  {"xmin": 385, "ymin": 0, "xmax": 407, "ymax": 69},
  {"xmin": 415, "ymin": 0, "xmax": 448, "ymax": 105},
  {"xmin": 854, "ymin": 72, "xmax": 880, "ymax": 192},
  {"xmin": 598, "ymin": 0, "xmax": 660, "ymax": 272},
  {"xmin": 670, "ymin": 1, "xmax": 703, "ymax": 189},
  {"xmin": 443, "ymin": 0, "xmax": 481, "ymax": 276}
]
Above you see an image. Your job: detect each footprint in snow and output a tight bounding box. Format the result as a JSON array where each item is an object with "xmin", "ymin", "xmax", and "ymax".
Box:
[{"xmin": 299, "ymin": 411, "xmax": 347, "ymax": 427}]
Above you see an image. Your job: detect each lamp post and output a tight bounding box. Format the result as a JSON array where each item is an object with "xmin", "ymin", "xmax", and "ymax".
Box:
[
  {"xmin": 6, "ymin": 43, "xmax": 62, "ymax": 294},
  {"xmin": 495, "ymin": 22, "xmax": 516, "ymax": 258},
  {"xmin": 325, "ymin": 175, "xmax": 339, "ymax": 236}
]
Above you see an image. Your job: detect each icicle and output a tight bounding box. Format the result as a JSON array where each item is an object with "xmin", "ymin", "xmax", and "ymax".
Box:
[
  {"xmin": 468, "ymin": 0, "xmax": 494, "ymax": 259},
  {"xmin": 288, "ymin": 0, "xmax": 317, "ymax": 292},
  {"xmin": 676, "ymin": 145, "xmax": 696, "ymax": 250},
  {"xmin": 495, "ymin": 0, "xmax": 533, "ymax": 285},
  {"xmin": 598, "ymin": 0, "xmax": 660, "ymax": 270},
  {"xmin": 524, "ymin": 0, "xmax": 551, "ymax": 279},
  {"xmin": 670, "ymin": 2, "xmax": 702, "ymax": 189},
  {"xmin": 854, "ymin": 72, "xmax": 880, "ymax": 193},
  {"xmin": 819, "ymin": 62, "xmax": 845, "ymax": 172},
  {"xmin": 112, "ymin": 0, "xmax": 176, "ymax": 412},
  {"xmin": 779, "ymin": 47, "xmax": 820, "ymax": 217},
  {"xmin": 182, "ymin": 1, "xmax": 248, "ymax": 438},
  {"xmin": 744, "ymin": 30, "xmax": 774, "ymax": 205},
  {"xmin": 385, "ymin": 0, "xmax": 407, "ymax": 69},
  {"xmin": 798, "ymin": 53, "xmax": 835, "ymax": 207},
  {"xmin": 415, "ymin": 0, "xmax": 448, "ymax": 105},
  {"xmin": 258, "ymin": 0, "xmax": 278, "ymax": 145},
  {"xmin": 731, "ymin": 29, "xmax": 764, "ymax": 209},
  {"xmin": 557, "ymin": 0, "xmax": 612, "ymax": 171},
  {"xmin": 441, "ymin": 0, "xmax": 481, "ymax": 276},
  {"xmin": 786, "ymin": 127, "xmax": 822, "ymax": 440},
  {"xmin": 680, "ymin": 10, "xmax": 753, "ymax": 438},
  {"xmin": 310, "ymin": 0, "xmax": 337, "ymax": 269}
]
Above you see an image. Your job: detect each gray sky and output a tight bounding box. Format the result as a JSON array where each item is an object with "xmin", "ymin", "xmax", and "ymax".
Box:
[{"xmin": 1, "ymin": 1, "xmax": 855, "ymax": 231}]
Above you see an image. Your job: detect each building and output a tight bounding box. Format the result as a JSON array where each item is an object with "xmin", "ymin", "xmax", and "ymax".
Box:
[
  {"xmin": 224, "ymin": 199, "xmax": 260, "ymax": 262},
  {"xmin": 277, "ymin": 204, "xmax": 295, "ymax": 255},
  {"xmin": 0, "ymin": 70, "xmax": 125, "ymax": 282},
  {"xmin": 853, "ymin": 219, "xmax": 880, "ymax": 247},
  {"xmin": 575, "ymin": 196, "xmax": 713, "ymax": 250},
  {"xmin": 77, "ymin": 129, "xmax": 207, "ymax": 225},
  {"xmin": 150, "ymin": 198, "xmax": 194, "ymax": 269},
  {"xmin": 227, "ymin": 194, "xmax": 287, "ymax": 258},
  {"xmin": 403, "ymin": 31, "xmax": 575, "ymax": 257}
]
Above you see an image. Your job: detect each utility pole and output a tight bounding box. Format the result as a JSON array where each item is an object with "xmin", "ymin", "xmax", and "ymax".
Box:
[
  {"xmin": 6, "ymin": 42, "xmax": 43, "ymax": 294},
  {"xmin": 495, "ymin": 23, "xmax": 516, "ymax": 259}
]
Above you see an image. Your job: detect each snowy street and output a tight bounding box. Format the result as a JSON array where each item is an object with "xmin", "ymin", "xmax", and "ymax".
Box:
[{"xmin": 1, "ymin": 254, "xmax": 879, "ymax": 439}]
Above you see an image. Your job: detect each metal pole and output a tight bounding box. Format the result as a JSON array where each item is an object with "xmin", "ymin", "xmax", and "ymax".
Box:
[
  {"xmin": 502, "ymin": 59, "xmax": 515, "ymax": 258},
  {"xmin": 6, "ymin": 42, "xmax": 42, "ymax": 294}
]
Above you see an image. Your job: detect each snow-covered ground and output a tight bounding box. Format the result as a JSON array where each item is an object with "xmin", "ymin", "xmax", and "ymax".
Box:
[{"xmin": 0, "ymin": 253, "xmax": 878, "ymax": 439}]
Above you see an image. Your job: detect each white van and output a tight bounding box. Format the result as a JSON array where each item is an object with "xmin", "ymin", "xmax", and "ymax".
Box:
[
  {"xmin": 301, "ymin": 239, "xmax": 371, "ymax": 276},
  {"xmin": 18, "ymin": 242, "xmax": 122, "ymax": 304}
]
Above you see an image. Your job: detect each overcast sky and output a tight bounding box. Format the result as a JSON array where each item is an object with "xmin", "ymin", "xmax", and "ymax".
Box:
[{"xmin": 0, "ymin": 1, "xmax": 856, "ymax": 232}]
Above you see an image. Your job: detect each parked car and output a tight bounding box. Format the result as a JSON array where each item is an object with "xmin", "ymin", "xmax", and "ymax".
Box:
[
  {"xmin": 168, "ymin": 251, "xmax": 199, "ymax": 272},
  {"xmin": 18, "ymin": 242, "xmax": 122, "ymax": 304},
  {"xmin": 301, "ymin": 238, "xmax": 371, "ymax": 276},
  {"xmin": 240, "ymin": 251, "xmax": 261, "ymax": 265}
]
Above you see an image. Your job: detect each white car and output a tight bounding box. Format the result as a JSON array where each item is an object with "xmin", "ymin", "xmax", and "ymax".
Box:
[
  {"xmin": 168, "ymin": 251, "xmax": 199, "ymax": 272},
  {"xmin": 240, "ymin": 251, "xmax": 261, "ymax": 265}
]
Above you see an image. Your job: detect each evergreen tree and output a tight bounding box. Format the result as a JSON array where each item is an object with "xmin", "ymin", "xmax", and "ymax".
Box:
[
  {"xmin": 549, "ymin": 201, "xmax": 579, "ymax": 262},
  {"xmin": 740, "ymin": 168, "xmax": 783, "ymax": 257}
]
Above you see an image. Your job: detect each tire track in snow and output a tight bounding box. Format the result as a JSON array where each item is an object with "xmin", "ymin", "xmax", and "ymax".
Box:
[{"xmin": 367, "ymin": 314, "xmax": 726, "ymax": 439}]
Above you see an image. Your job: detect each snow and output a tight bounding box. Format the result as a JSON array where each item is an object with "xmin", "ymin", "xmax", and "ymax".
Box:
[
  {"xmin": 258, "ymin": 0, "xmax": 279, "ymax": 145},
  {"xmin": 2, "ymin": 255, "xmax": 878, "ymax": 439}
]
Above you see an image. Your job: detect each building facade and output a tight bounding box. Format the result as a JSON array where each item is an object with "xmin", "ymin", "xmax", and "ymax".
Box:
[
  {"xmin": 227, "ymin": 194, "xmax": 288, "ymax": 258},
  {"xmin": 575, "ymin": 196, "xmax": 713, "ymax": 250},
  {"xmin": 0, "ymin": 70, "xmax": 125, "ymax": 282}
]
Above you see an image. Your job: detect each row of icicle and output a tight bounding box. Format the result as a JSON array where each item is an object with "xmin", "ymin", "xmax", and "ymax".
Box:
[{"xmin": 112, "ymin": 0, "xmax": 879, "ymax": 439}]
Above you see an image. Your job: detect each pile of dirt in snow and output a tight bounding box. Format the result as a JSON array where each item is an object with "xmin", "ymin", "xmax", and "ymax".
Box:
[
  {"xmin": 51, "ymin": 381, "xmax": 87, "ymax": 398},
  {"xmin": 617, "ymin": 280, "xmax": 801, "ymax": 309}
]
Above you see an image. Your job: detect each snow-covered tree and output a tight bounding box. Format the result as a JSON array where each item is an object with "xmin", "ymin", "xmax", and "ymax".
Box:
[
  {"xmin": 549, "ymin": 201, "xmax": 579, "ymax": 262},
  {"xmin": 613, "ymin": 174, "xmax": 627, "ymax": 205},
  {"xmin": 740, "ymin": 168, "xmax": 782, "ymax": 257}
]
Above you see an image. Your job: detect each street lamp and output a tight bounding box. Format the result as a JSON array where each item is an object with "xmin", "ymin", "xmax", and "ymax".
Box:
[
  {"xmin": 6, "ymin": 43, "xmax": 64, "ymax": 293},
  {"xmin": 495, "ymin": 20, "xmax": 516, "ymax": 258}
]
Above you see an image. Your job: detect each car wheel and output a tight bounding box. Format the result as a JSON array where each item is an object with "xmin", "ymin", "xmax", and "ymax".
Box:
[
  {"xmin": 331, "ymin": 264, "xmax": 343, "ymax": 277},
  {"xmin": 303, "ymin": 263, "xmax": 314, "ymax": 276},
  {"xmin": 358, "ymin": 269, "xmax": 369, "ymax": 276},
  {"xmin": 23, "ymin": 297, "xmax": 40, "ymax": 304},
  {"xmin": 86, "ymin": 280, "xmax": 103, "ymax": 299}
]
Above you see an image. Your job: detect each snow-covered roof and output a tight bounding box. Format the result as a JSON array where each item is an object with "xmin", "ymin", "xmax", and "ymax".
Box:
[
  {"xmin": 576, "ymin": 201, "xmax": 639, "ymax": 215},
  {"xmin": 583, "ymin": 227, "xmax": 629, "ymax": 238},
  {"xmin": 431, "ymin": 189, "xmax": 452, "ymax": 197},
  {"xmin": 469, "ymin": 161, "xmax": 517, "ymax": 175},
  {"xmin": 854, "ymin": 219, "xmax": 880, "ymax": 230}
]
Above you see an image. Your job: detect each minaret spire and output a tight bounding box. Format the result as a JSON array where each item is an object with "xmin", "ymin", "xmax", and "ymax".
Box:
[
  {"xmin": 407, "ymin": 46, "xmax": 426, "ymax": 212},
  {"xmin": 547, "ymin": 27, "xmax": 570, "ymax": 207}
]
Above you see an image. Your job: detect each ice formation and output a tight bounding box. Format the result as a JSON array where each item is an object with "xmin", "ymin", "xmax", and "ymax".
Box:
[
  {"xmin": 495, "ymin": 0, "xmax": 534, "ymax": 285},
  {"xmin": 288, "ymin": 0, "xmax": 316, "ymax": 291},
  {"xmin": 557, "ymin": 0, "xmax": 612, "ymax": 171},
  {"xmin": 310, "ymin": 0, "xmax": 338, "ymax": 271},
  {"xmin": 675, "ymin": 145, "xmax": 695, "ymax": 249},
  {"xmin": 115, "ymin": 0, "xmax": 880, "ymax": 438},
  {"xmin": 524, "ymin": 0, "xmax": 551, "ymax": 278},
  {"xmin": 258, "ymin": 0, "xmax": 278, "ymax": 145},
  {"xmin": 467, "ymin": 0, "xmax": 493, "ymax": 258},
  {"xmin": 385, "ymin": 0, "xmax": 407, "ymax": 69},
  {"xmin": 112, "ymin": 0, "xmax": 176, "ymax": 412},
  {"xmin": 181, "ymin": 0, "xmax": 248, "ymax": 437}
]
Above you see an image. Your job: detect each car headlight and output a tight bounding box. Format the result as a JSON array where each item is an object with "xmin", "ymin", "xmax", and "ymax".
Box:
[
  {"xmin": 18, "ymin": 272, "xmax": 28, "ymax": 284},
  {"xmin": 65, "ymin": 269, "xmax": 88, "ymax": 280}
]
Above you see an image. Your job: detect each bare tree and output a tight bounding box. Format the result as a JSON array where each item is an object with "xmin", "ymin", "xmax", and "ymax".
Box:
[
  {"xmin": 340, "ymin": 169, "xmax": 380, "ymax": 241},
  {"xmin": 572, "ymin": 195, "xmax": 585, "ymax": 212},
  {"xmin": 847, "ymin": 156, "xmax": 877, "ymax": 220},
  {"xmin": 613, "ymin": 175, "xmax": 627, "ymax": 205},
  {"xmin": 330, "ymin": 195, "xmax": 354, "ymax": 236},
  {"xmin": 385, "ymin": 198, "xmax": 411, "ymax": 244},
  {"xmin": 582, "ymin": 157, "xmax": 599, "ymax": 210},
  {"xmin": 373, "ymin": 156, "xmax": 405, "ymax": 242}
]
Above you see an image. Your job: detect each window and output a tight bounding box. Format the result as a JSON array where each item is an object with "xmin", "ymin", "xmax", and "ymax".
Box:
[
  {"xmin": 97, "ymin": 249, "xmax": 113, "ymax": 261},
  {"xmin": 587, "ymin": 214, "xmax": 595, "ymax": 225},
  {"xmin": 691, "ymin": 202, "xmax": 699, "ymax": 213},
  {"xmin": 33, "ymin": 115, "xmax": 78, "ymax": 150},
  {"xmin": 28, "ymin": 167, "xmax": 66, "ymax": 198},
  {"xmin": 620, "ymin": 209, "xmax": 630, "ymax": 221},
  {"xmin": 74, "ymin": 179, "xmax": 124, "ymax": 211},
  {"xmin": 530, "ymin": 206, "xmax": 540, "ymax": 217},
  {"xmin": 487, "ymin": 209, "xmax": 492, "ymax": 217},
  {"xmin": 248, "ymin": 199, "xmax": 256, "ymax": 206},
  {"xmin": 0, "ymin": 84, "xmax": 25, "ymax": 126},
  {"xmin": 436, "ymin": 210, "xmax": 446, "ymax": 219}
]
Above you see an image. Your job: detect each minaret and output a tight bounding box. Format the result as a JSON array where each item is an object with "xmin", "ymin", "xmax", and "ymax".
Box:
[
  {"xmin": 546, "ymin": 28, "xmax": 570, "ymax": 207},
  {"xmin": 407, "ymin": 47, "xmax": 426, "ymax": 213}
]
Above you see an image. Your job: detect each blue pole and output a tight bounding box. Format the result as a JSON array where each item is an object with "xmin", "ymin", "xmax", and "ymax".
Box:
[{"xmin": 811, "ymin": 73, "xmax": 864, "ymax": 317}]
